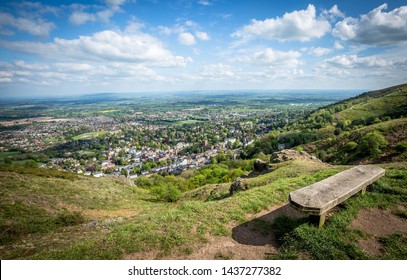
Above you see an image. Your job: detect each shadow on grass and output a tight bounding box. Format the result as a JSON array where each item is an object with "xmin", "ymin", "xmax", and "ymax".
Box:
[{"xmin": 231, "ymin": 204, "xmax": 308, "ymax": 246}]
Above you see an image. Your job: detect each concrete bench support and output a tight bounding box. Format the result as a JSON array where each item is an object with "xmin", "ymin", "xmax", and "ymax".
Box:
[{"xmin": 289, "ymin": 165, "xmax": 385, "ymax": 228}]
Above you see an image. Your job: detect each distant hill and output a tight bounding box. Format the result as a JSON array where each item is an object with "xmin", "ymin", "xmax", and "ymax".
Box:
[{"xmin": 243, "ymin": 84, "xmax": 407, "ymax": 164}]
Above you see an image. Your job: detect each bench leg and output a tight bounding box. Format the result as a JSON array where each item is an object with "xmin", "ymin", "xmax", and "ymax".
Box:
[
  {"xmin": 310, "ymin": 213, "xmax": 326, "ymax": 228},
  {"xmin": 361, "ymin": 186, "xmax": 367, "ymax": 195}
]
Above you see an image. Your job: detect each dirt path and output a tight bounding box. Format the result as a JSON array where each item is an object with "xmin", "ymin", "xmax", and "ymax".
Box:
[{"xmin": 181, "ymin": 204, "xmax": 306, "ymax": 260}]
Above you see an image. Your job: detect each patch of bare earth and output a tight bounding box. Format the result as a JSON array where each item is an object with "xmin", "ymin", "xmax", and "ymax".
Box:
[
  {"xmin": 351, "ymin": 208, "xmax": 407, "ymax": 257},
  {"xmin": 133, "ymin": 204, "xmax": 306, "ymax": 260}
]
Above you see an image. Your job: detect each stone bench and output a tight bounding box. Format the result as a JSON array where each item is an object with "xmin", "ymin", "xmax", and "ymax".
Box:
[{"xmin": 288, "ymin": 165, "xmax": 385, "ymax": 227}]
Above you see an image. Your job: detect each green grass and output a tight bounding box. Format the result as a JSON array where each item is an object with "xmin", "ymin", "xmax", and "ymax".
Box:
[
  {"xmin": 72, "ymin": 131, "xmax": 106, "ymax": 140},
  {"xmin": 307, "ymin": 118, "xmax": 407, "ymax": 164},
  {"xmin": 338, "ymin": 89, "xmax": 407, "ymax": 121},
  {"xmin": 172, "ymin": 120, "xmax": 204, "ymax": 126},
  {"xmin": 43, "ymin": 136, "xmax": 65, "ymax": 144},
  {"xmin": 0, "ymin": 151, "xmax": 20, "ymax": 159},
  {"xmin": 1, "ymin": 161, "xmax": 406, "ymax": 260},
  {"xmin": 269, "ymin": 164, "xmax": 407, "ymax": 260},
  {"xmin": 379, "ymin": 234, "xmax": 407, "ymax": 259},
  {"xmin": 99, "ymin": 110, "xmax": 119, "ymax": 113},
  {"xmin": 0, "ymin": 166, "xmax": 153, "ymax": 248}
]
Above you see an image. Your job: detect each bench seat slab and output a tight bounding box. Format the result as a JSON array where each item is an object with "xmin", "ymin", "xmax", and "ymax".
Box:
[{"xmin": 289, "ymin": 165, "xmax": 385, "ymax": 216}]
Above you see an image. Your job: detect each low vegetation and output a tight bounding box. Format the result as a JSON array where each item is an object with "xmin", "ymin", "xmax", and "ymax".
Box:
[
  {"xmin": 1, "ymin": 84, "xmax": 406, "ymax": 260},
  {"xmin": 270, "ymin": 164, "xmax": 407, "ymax": 259}
]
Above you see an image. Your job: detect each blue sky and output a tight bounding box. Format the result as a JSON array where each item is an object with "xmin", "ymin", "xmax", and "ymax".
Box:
[{"xmin": 0, "ymin": 0, "xmax": 406, "ymax": 96}]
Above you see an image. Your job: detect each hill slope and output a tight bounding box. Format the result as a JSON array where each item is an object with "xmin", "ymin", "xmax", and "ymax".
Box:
[
  {"xmin": 1, "ymin": 160, "xmax": 406, "ymax": 260},
  {"xmin": 1, "ymin": 84, "xmax": 407, "ymax": 260},
  {"xmin": 243, "ymin": 84, "xmax": 407, "ymax": 164}
]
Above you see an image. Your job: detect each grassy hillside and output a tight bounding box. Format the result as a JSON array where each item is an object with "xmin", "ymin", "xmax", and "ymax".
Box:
[
  {"xmin": 336, "ymin": 84, "xmax": 407, "ymax": 121},
  {"xmin": 243, "ymin": 84, "xmax": 407, "ymax": 164},
  {"xmin": 1, "ymin": 160, "xmax": 406, "ymax": 260}
]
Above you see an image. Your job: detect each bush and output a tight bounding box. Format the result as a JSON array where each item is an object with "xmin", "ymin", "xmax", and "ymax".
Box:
[
  {"xmin": 295, "ymin": 146, "xmax": 304, "ymax": 152},
  {"xmin": 358, "ymin": 131, "xmax": 388, "ymax": 158},
  {"xmin": 55, "ymin": 211, "xmax": 85, "ymax": 226},
  {"xmin": 395, "ymin": 141, "xmax": 407, "ymax": 153},
  {"xmin": 151, "ymin": 184, "xmax": 182, "ymax": 202},
  {"xmin": 345, "ymin": 141, "xmax": 358, "ymax": 151}
]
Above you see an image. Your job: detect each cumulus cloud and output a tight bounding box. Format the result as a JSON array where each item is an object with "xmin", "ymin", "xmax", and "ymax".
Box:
[
  {"xmin": 0, "ymin": 12, "xmax": 55, "ymax": 37},
  {"xmin": 308, "ymin": 47, "xmax": 332, "ymax": 57},
  {"xmin": 334, "ymin": 41, "xmax": 344, "ymax": 49},
  {"xmin": 195, "ymin": 31, "xmax": 210, "ymax": 41},
  {"xmin": 69, "ymin": 11, "xmax": 96, "ymax": 25},
  {"xmin": 68, "ymin": 0, "xmax": 125, "ymax": 26},
  {"xmin": 104, "ymin": 0, "xmax": 126, "ymax": 9},
  {"xmin": 233, "ymin": 4, "xmax": 331, "ymax": 42},
  {"xmin": 200, "ymin": 63, "xmax": 235, "ymax": 78},
  {"xmin": 333, "ymin": 4, "xmax": 407, "ymax": 45},
  {"xmin": 178, "ymin": 32, "xmax": 196, "ymax": 46},
  {"xmin": 322, "ymin": 54, "xmax": 396, "ymax": 69},
  {"xmin": 0, "ymin": 29, "xmax": 191, "ymax": 68},
  {"xmin": 159, "ymin": 20, "xmax": 209, "ymax": 46},
  {"xmin": 231, "ymin": 48, "xmax": 301, "ymax": 67},
  {"xmin": 322, "ymin": 5, "xmax": 345, "ymax": 22},
  {"xmin": 0, "ymin": 59, "xmax": 167, "ymax": 86}
]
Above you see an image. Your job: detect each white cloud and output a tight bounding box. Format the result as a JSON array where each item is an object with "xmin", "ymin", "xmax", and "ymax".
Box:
[
  {"xmin": 68, "ymin": 0, "xmax": 125, "ymax": 26},
  {"xmin": 104, "ymin": 0, "xmax": 126, "ymax": 9},
  {"xmin": 178, "ymin": 32, "xmax": 196, "ymax": 46},
  {"xmin": 333, "ymin": 4, "xmax": 407, "ymax": 45},
  {"xmin": 159, "ymin": 21, "xmax": 210, "ymax": 46},
  {"xmin": 200, "ymin": 63, "xmax": 235, "ymax": 78},
  {"xmin": 233, "ymin": 4, "xmax": 331, "ymax": 42},
  {"xmin": 0, "ymin": 29, "xmax": 190, "ymax": 68},
  {"xmin": 13, "ymin": 1, "xmax": 60, "ymax": 17},
  {"xmin": 322, "ymin": 54, "xmax": 396, "ymax": 69},
  {"xmin": 322, "ymin": 5, "xmax": 345, "ymax": 22},
  {"xmin": 0, "ymin": 58, "xmax": 169, "ymax": 87},
  {"xmin": 334, "ymin": 41, "xmax": 344, "ymax": 49},
  {"xmin": 309, "ymin": 47, "xmax": 332, "ymax": 57},
  {"xmin": 198, "ymin": 0, "xmax": 212, "ymax": 6},
  {"xmin": 69, "ymin": 11, "xmax": 96, "ymax": 25},
  {"xmin": 232, "ymin": 48, "xmax": 301, "ymax": 67},
  {"xmin": 195, "ymin": 31, "xmax": 210, "ymax": 41},
  {"xmin": 0, "ymin": 12, "xmax": 55, "ymax": 37}
]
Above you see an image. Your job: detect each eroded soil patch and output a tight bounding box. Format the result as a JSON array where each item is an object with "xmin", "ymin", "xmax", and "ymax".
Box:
[{"xmin": 351, "ymin": 207, "xmax": 407, "ymax": 257}]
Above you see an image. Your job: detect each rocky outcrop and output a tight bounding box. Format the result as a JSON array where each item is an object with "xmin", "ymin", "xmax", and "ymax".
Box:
[
  {"xmin": 229, "ymin": 178, "xmax": 249, "ymax": 196},
  {"xmin": 270, "ymin": 149, "xmax": 322, "ymax": 163},
  {"xmin": 253, "ymin": 159, "xmax": 268, "ymax": 172}
]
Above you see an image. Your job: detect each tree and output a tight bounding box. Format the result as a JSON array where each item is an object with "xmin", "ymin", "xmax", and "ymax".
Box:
[
  {"xmin": 24, "ymin": 160, "xmax": 38, "ymax": 168},
  {"xmin": 358, "ymin": 131, "xmax": 388, "ymax": 158}
]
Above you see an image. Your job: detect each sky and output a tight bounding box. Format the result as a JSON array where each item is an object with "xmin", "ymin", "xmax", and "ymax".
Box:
[{"xmin": 0, "ymin": 0, "xmax": 406, "ymax": 97}]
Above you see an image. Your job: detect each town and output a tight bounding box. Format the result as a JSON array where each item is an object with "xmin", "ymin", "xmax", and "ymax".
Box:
[{"xmin": 0, "ymin": 91, "xmax": 343, "ymax": 178}]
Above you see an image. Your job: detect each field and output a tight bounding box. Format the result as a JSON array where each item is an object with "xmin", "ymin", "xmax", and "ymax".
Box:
[
  {"xmin": 0, "ymin": 152, "xmax": 20, "ymax": 159},
  {"xmin": 72, "ymin": 131, "xmax": 106, "ymax": 141},
  {"xmin": 172, "ymin": 120, "xmax": 204, "ymax": 126}
]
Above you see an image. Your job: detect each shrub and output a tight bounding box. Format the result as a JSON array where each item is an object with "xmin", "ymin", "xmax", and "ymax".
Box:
[
  {"xmin": 345, "ymin": 141, "xmax": 358, "ymax": 151},
  {"xmin": 358, "ymin": 131, "xmax": 388, "ymax": 158},
  {"xmin": 151, "ymin": 184, "xmax": 182, "ymax": 202},
  {"xmin": 295, "ymin": 146, "xmax": 304, "ymax": 152},
  {"xmin": 395, "ymin": 141, "xmax": 407, "ymax": 153},
  {"xmin": 55, "ymin": 211, "xmax": 85, "ymax": 226}
]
